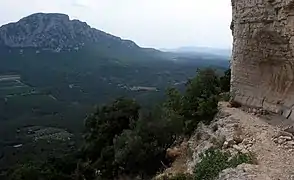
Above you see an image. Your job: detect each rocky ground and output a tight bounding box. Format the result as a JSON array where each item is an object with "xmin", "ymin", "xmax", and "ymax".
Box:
[{"xmin": 156, "ymin": 102, "xmax": 294, "ymax": 180}]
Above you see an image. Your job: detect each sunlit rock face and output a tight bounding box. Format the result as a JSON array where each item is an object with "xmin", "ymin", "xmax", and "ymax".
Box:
[{"xmin": 231, "ymin": 0, "xmax": 294, "ymax": 119}]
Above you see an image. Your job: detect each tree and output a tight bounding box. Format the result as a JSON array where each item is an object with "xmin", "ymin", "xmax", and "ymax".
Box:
[
  {"xmin": 9, "ymin": 163, "xmax": 42, "ymax": 180},
  {"xmin": 220, "ymin": 68, "xmax": 231, "ymax": 92},
  {"xmin": 111, "ymin": 68, "xmax": 222, "ymax": 178},
  {"xmin": 5, "ymin": 68, "xmax": 230, "ymax": 180},
  {"xmin": 8, "ymin": 162, "xmax": 72, "ymax": 180},
  {"xmin": 81, "ymin": 98, "xmax": 141, "ymax": 179},
  {"xmin": 165, "ymin": 68, "xmax": 220, "ymax": 135},
  {"xmin": 113, "ymin": 108, "xmax": 184, "ymax": 178}
]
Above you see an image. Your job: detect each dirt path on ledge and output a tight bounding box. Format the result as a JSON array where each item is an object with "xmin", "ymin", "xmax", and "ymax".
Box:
[{"xmin": 220, "ymin": 102, "xmax": 294, "ymax": 180}]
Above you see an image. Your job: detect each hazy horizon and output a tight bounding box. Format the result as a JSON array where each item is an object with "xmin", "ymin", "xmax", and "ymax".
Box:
[{"xmin": 0, "ymin": 0, "xmax": 232, "ymax": 49}]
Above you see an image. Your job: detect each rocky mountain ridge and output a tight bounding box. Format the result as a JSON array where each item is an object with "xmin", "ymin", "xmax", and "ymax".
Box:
[{"xmin": 0, "ymin": 13, "xmax": 139, "ymax": 50}]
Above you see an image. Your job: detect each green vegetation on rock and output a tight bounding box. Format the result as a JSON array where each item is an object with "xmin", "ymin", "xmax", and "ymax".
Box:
[
  {"xmin": 163, "ymin": 147, "xmax": 255, "ymax": 180},
  {"xmin": 193, "ymin": 148, "xmax": 255, "ymax": 180}
]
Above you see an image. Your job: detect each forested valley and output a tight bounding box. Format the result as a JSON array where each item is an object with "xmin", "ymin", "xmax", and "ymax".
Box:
[{"xmin": 0, "ymin": 12, "xmax": 231, "ymax": 179}]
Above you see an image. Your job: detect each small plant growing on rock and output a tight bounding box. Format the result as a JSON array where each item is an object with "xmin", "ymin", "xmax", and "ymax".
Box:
[
  {"xmin": 193, "ymin": 148, "xmax": 255, "ymax": 180},
  {"xmin": 229, "ymin": 152, "xmax": 257, "ymax": 167}
]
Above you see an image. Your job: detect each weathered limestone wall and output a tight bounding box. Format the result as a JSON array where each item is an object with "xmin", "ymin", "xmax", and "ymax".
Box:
[{"xmin": 231, "ymin": 0, "xmax": 294, "ymax": 119}]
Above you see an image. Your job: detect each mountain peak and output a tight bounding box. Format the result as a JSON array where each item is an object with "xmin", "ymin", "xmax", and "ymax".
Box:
[
  {"xmin": 0, "ymin": 13, "xmax": 139, "ymax": 50},
  {"xmin": 20, "ymin": 13, "xmax": 70, "ymax": 21}
]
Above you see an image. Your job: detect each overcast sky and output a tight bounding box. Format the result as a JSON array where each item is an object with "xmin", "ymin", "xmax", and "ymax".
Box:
[{"xmin": 0, "ymin": 0, "xmax": 232, "ymax": 49}]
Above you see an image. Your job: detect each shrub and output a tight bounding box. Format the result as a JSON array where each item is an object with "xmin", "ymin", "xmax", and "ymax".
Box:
[
  {"xmin": 9, "ymin": 163, "xmax": 42, "ymax": 180},
  {"xmin": 229, "ymin": 152, "xmax": 258, "ymax": 166},
  {"xmin": 113, "ymin": 108, "xmax": 184, "ymax": 177},
  {"xmin": 194, "ymin": 148, "xmax": 255, "ymax": 180},
  {"xmin": 81, "ymin": 98, "xmax": 141, "ymax": 179},
  {"xmin": 8, "ymin": 162, "xmax": 72, "ymax": 180}
]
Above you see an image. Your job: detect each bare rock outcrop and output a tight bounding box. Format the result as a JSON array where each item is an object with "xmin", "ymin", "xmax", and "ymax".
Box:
[
  {"xmin": 155, "ymin": 102, "xmax": 294, "ymax": 180},
  {"xmin": 231, "ymin": 0, "xmax": 294, "ymax": 119}
]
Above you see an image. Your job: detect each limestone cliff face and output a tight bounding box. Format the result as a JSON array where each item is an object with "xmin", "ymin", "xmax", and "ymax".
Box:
[{"xmin": 231, "ymin": 0, "xmax": 294, "ymax": 119}]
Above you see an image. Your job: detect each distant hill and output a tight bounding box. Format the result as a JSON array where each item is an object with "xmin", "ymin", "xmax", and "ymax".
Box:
[
  {"xmin": 0, "ymin": 12, "xmax": 230, "ymax": 64},
  {"xmin": 0, "ymin": 13, "xmax": 166, "ymax": 61},
  {"xmin": 0, "ymin": 13, "xmax": 139, "ymax": 50},
  {"xmin": 161, "ymin": 46, "xmax": 232, "ymax": 58}
]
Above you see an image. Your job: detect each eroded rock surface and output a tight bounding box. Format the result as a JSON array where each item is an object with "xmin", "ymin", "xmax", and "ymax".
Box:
[
  {"xmin": 231, "ymin": 0, "xmax": 294, "ymax": 119},
  {"xmin": 155, "ymin": 102, "xmax": 294, "ymax": 180}
]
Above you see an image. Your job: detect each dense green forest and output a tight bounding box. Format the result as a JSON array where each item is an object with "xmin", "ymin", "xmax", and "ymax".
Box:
[
  {"xmin": 0, "ymin": 47, "xmax": 228, "ymax": 133},
  {"xmin": 0, "ymin": 66, "xmax": 231, "ymax": 179},
  {"xmin": 0, "ymin": 45, "xmax": 229, "ymax": 179}
]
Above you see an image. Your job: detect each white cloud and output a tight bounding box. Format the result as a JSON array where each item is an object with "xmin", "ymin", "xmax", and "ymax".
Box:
[{"xmin": 72, "ymin": 0, "xmax": 90, "ymax": 7}]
